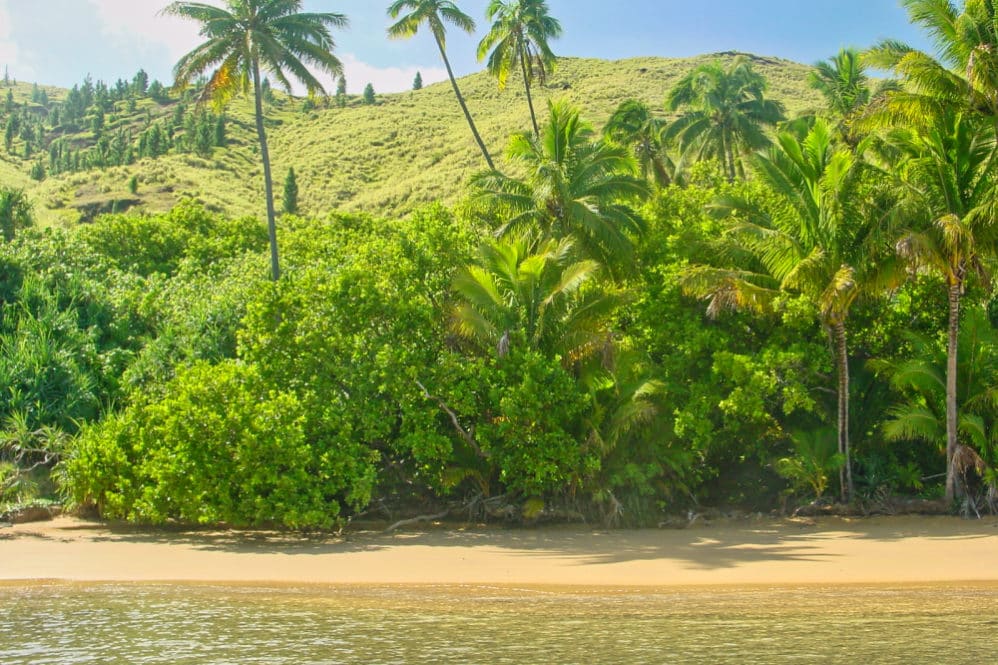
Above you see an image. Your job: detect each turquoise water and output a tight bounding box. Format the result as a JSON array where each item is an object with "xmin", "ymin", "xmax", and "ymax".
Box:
[{"xmin": 2, "ymin": 583, "xmax": 997, "ymax": 663}]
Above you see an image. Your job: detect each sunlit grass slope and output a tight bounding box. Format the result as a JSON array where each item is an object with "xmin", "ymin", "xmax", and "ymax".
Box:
[{"xmin": 19, "ymin": 53, "xmax": 815, "ymax": 226}]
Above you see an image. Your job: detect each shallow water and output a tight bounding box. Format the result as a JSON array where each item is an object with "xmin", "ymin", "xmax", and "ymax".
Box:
[{"xmin": 2, "ymin": 583, "xmax": 997, "ymax": 663}]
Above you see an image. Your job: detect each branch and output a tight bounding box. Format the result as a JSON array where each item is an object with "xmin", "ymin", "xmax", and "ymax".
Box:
[
  {"xmin": 384, "ymin": 509, "xmax": 451, "ymax": 533},
  {"xmin": 415, "ymin": 379, "xmax": 488, "ymax": 459}
]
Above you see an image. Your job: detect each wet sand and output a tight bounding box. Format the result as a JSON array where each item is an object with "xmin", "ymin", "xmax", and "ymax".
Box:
[{"xmin": 3, "ymin": 515, "xmax": 998, "ymax": 587}]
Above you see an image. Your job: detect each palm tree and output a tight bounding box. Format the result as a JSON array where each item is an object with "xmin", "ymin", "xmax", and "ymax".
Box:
[
  {"xmin": 809, "ymin": 48, "xmax": 874, "ymax": 144},
  {"xmin": 683, "ymin": 119, "xmax": 898, "ymax": 501},
  {"xmin": 603, "ymin": 99, "xmax": 686, "ymax": 188},
  {"xmin": 163, "ymin": 0, "xmax": 348, "ymax": 282},
  {"xmin": 865, "ymin": 0, "xmax": 998, "ymax": 125},
  {"xmin": 665, "ymin": 56, "xmax": 785, "ymax": 183},
  {"xmin": 880, "ymin": 110, "xmax": 998, "ymax": 501},
  {"xmin": 452, "ymin": 235, "xmax": 619, "ymax": 364},
  {"xmin": 470, "ymin": 101, "xmax": 649, "ymax": 273},
  {"xmin": 387, "ymin": 0, "xmax": 494, "ymax": 169},
  {"xmin": 477, "ymin": 0, "xmax": 562, "ymax": 137}
]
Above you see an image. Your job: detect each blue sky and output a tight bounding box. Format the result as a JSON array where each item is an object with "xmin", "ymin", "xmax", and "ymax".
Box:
[{"xmin": 0, "ymin": 1, "xmax": 933, "ymax": 93}]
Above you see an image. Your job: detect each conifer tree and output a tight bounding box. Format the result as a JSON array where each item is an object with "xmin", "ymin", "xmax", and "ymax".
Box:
[
  {"xmin": 336, "ymin": 77, "xmax": 347, "ymax": 107},
  {"xmin": 413, "ymin": 71, "xmax": 423, "ymax": 90},
  {"xmin": 363, "ymin": 82, "xmax": 376, "ymax": 105},
  {"xmin": 282, "ymin": 167, "xmax": 299, "ymax": 215}
]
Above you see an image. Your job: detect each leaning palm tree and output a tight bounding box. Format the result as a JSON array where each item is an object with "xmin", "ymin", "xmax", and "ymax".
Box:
[
  {"xmin": 477, "ymin": 0, "xmax": 562, "ymax": 136},
  {"xmin": 387, "ymin": 0, "xmax": 494, "ymax": 169},
  {"xmin": 163, "ymin": 0, "xmax": 348, "ymax": 282},
  {"xmin": 683, "ymin": 119, "xmax": 899, "ymax": 501},
  {"xmin": 666, "ymin": 56, "xmax": 785, "ymax": 183},
  {"xmin": 470, "ymin": 100, "xmax": 649, "ymax": 274}
]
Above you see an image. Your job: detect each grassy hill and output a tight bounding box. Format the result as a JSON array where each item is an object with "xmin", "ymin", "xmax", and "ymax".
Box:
[{"xmin": 1, "ymin": 53, "xmax": 817, "ymax": 227}]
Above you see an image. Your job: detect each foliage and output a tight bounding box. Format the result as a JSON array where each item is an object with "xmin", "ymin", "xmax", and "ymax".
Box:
[
  {"xmin": 471, "ymin": 100, "xmax": 649, "ymax": 273},
  {"xmin": 666, "ymin": 56, "xmax": 786, "ymax": 182},
  {"xmin": 63, "ymin": 361, "xmax": 372, "ymax": 527}
]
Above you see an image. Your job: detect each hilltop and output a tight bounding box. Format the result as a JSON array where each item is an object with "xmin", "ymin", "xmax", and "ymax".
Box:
[{"xmin": 0, "ymin": 53, "xmax": 816, "ymax": 227}]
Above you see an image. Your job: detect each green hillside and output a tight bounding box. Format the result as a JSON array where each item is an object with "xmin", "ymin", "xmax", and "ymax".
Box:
[{"xmin": 1, "ymin": 53, "xmax": 816, "ymax": 227}]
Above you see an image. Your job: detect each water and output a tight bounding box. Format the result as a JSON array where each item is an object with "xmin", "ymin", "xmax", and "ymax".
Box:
[{"xmin": 2, "ymin": 583, "xmax": 997, "ymax": 663}]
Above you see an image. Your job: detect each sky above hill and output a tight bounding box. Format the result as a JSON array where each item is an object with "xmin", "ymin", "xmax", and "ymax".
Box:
[{"xmin": 0, "ymin": 0, "xmax": 933, "ymax": 94}]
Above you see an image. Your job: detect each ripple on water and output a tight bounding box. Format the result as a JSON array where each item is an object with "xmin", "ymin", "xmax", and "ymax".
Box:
[{"xmin": 1, "ymin": 583, "xmax": 997, "ymax": 664}]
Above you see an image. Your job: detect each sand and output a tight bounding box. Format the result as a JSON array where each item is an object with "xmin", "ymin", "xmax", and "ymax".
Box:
[{"xmin": 3, "ymin": 515, "xmax": 998, "ymax": 587}]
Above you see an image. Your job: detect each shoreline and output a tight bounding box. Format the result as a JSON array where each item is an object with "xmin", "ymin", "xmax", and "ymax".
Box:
[{"xmin": 4, "ymin": 515, "xmax": 998, "ymax": 588}]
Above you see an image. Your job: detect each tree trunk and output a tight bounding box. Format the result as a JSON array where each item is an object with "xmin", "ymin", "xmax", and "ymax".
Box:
[
  {"xmin": 520, "ymin": 49, "xmax": 540, "ymax": 137},
  {"xmin": 724, "ymin": 133, "xmax": 737, "ymax": 184},
  {"xmin": 832, "ymin": 322, "xmax": 853, "ymax": 502},
  {"xmin": 435, "ymin": 37, "xmax": 494, "ymax": 170},
  {"xmin": 251, "ymin": 59, "xmax": 280, "ymax": 282},
  {"xmin": 945, "ymin": 281, "xmax": 961, "ymax": 502}
]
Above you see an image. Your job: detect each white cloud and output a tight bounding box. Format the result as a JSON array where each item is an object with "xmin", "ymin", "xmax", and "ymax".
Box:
[
  {"xmin": 336, "ymin": 53, "xmax": 447, "ymax": 94},
  {"xmin": 85, "ymin": 0, "xmax": 204, "ymax": 62},
  {"xmin": 80, "ymin": 1, "xmax": 446, "ymax": 95},
  {"xmin": 0, "ymin": 1, "xmax": 35, "ymax": 80}
]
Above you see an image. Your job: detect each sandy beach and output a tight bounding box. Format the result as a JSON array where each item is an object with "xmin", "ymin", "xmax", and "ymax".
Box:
[{"xmin": 3, "ymin": 515, "xmax": 998, "ymax": 587}]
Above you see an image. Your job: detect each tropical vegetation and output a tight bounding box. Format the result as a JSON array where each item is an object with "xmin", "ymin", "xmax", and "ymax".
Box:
[{"xmin": 2, "ymin": 1, "xmax": 998, "ymax": 528}]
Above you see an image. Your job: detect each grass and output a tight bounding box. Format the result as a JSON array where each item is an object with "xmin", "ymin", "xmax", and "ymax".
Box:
[{"xmin": 6, "ymin": 53, "xmax": 815, "ymax": 227}]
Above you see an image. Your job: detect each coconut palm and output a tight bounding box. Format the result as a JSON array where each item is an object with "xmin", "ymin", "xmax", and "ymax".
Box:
[
  {"xmin": 683, "ymin": 119, "xmax": 899, "ymax": 501},
  {"xmin": 665, "ymin": 56, "xmax": 785, "ymax": 183},
  {"xmin": 163, "ymin": 0, "xmax": 348, "ymax": 282},
  {"xmin": 452, "ymin": 235, "xmax": 620, "ymax": 364},
  {"xmin": 470, "ymin": 100, "xmax": 649, "ymax": 273},
  {"xmin": 864, "ymin": 0, "xmax": 998, "ymax": 125},
  {"xmin": 603, "ymin": 99, "xmax": 686, "ymax": 188},
  {"xmin": 808, "ymin": 48, "xmax": 876, "ymax": 145},
  {"xmin": 880, "ymin": 109, "xmax": 998, "ymax": 501},
  {"xmin": 387, "ymin": 0, "xmax": 494, "ymax": 169},
  {"xmin": 477, "ymin": 0, "xmax": 562, "ymax": 137}
]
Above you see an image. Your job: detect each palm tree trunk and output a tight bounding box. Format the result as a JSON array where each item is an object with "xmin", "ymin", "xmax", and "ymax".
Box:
[
  {"xmin": 520, "ymin": 50, "xmax": 540, "ymax": 137},
  {"xmin": 434, "ymin": 36, "xmax": 494, "ymax": 170},
  {"xmin": 724, "ymin": 133, "xmax": 737, "ymax": 184},
  {"xmin": 832, "ymin": 321, "xmax": 854, "ymax": 502},
  {"xmin": 251, "ymin": 58, "xmax": 280, "ymax": 282},
  {"xmin": 945, "ymin": 281, "xmax": 961, "ymax": 502}
]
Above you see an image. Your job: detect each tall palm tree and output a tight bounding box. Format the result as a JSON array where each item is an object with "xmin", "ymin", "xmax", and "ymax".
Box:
[
  {"xmin": 477, "ymin": 0, "xmax": 562, "ymax": 137},
  {"xmin": 452, "ymin": 235, "xmax": 620, "ymax": 364},
  {"xmin": 665, "ymin": 56, "xmax": 785, "ymax": 183},
  {"xmin": 683, "ymin": 119, "xmax": 898, "ymax": 501},
  {"xmin": 470, "ymin": 100, "xmax": 649, "ymax": 274},
  {"xmin": 603, "ymin": 99, "xmax": 685, "ymax": 188},
  {"xmin": 864, "ymin": 0, "xmax": 998, "ymax": 502},
  {"xmin": 881, "ymin": 110, "xmax": 998, "ymax": 501},
  {"xmin": 387, "ymin": 0, "xmax": 494, "ymax": 169},
  {"xmin": 163, "ymin": 0, "xmax": 348, "ymax": 282}
]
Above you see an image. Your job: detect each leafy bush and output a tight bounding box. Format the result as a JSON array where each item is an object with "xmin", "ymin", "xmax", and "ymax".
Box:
[{"xmin": 63, "ymin": 361, "xmax": 374, "ymax": 528}]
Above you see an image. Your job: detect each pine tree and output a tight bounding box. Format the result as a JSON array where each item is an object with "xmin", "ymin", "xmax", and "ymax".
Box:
[
  {"xmin": 413, "ymin": 71, "xmax": 423, "ymax": 90},
  {"xmin": 336, "ymin": 77, "xmax": 347, "ymax": 108},
  {"xmin": 214, "ymin": 115, "xmax": 226, "ymax": 147},
  {"xmin": 363, "ymin": 83, "xmax": 376, "ymax": 105},
  {"xmin": 282, "ymin": 167, "xmax": 299, "ymax": 215}
]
